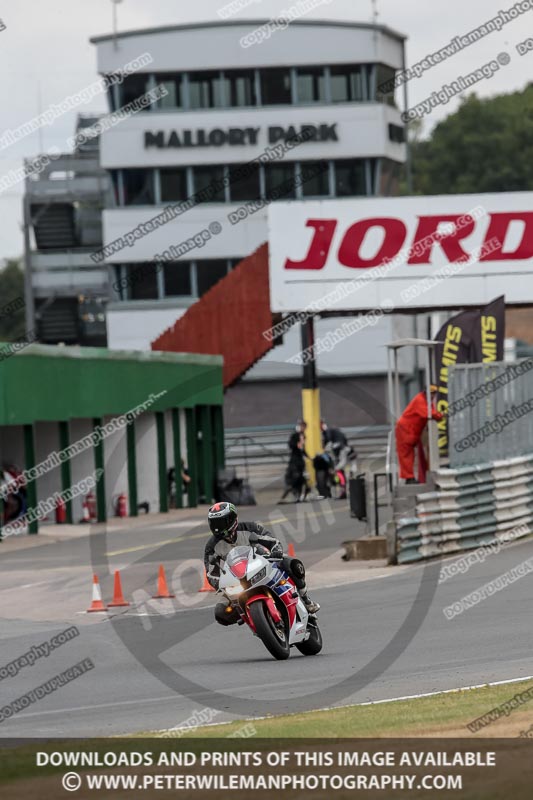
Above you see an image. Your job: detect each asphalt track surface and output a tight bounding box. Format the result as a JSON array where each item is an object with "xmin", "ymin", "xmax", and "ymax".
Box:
[{"xmin": 0, "ymin": 499, "xmax": 531, "ymax": 737}]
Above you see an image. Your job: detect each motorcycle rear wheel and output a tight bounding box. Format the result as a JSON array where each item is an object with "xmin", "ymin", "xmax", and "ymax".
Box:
[
  {"xmin": 296, "ymin": 619, "xmax": 323, "ymax": 656},
  {"xmin": 249, "ymin": 601, "xmax": 290, "ymax": 660}
]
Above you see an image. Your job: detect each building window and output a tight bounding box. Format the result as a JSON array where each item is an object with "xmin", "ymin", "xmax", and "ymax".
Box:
[
  {"xmin": 300, "ymin": 161, "xmax": 330, "ymax": 197},
  {"xmin": 128, "ymin": 263, "xmax": 159, "ymax": 300},
  {"xmin": 109, "ymin": 170, "xmax": 121, "ymax": 205},
  {"xmin": 378, "ymin": 159, "xmax": 403, "ymax": 195},
  {"xmin": 189, "ymin": 71, "xmax": 226, "ymax": 108},
  {"xmin": 154, "ymin": 73, "xmax": 183, "ymax": 108},
  {"xmin": 228, "ymin": 163, "xmax": 261, "ymax": 202},
  {"xmin": 118, "ymin": 74, "xmax": 149, "ymax": 107},
  {"xmin": 264, "ymin": 163, "xmax": 296, "ymax": 200},
  {"xmin": 196, "ymin": 260, "xmax": 229, "ymax": 296},
  {"xmin": 334, "ymin": 159, "xmax": 367, "ymax": 196},
  {"xmin": 105, "ymin": 77, "xmax": 119, "ymax": 111},
  {"xmin": 113, "ymin": 265, "xmax": 124, "ymax": 298},
  {"xmin": 260, "ymin": 68, "xmax": 292, "ymax": 105},
  {"xmin": 296, "ymin": 67, "xmax": 327, "ymax": 103},
  {"xmin": 192, "ymin": 165, "xmax": 226, "ymax": 203},
  {"xmin": 368, "ymin": 158, "xmax": 378, "ymax": 194},
  {"xmin": 330, "ymin": 65, "xmax": 365, "ymax": 102},
  {"xmin": 160, "ymin": 168, "xmax": 188, "ymax": 202},
  {"xmin": 227, "ymin": 70, "xmax": 258, "ymax": 106},
  {"xmin": 376, "ymin": 64, "xmax": 397, "ymax": 105},
  {"xmin": 122, "ymin": 169, "xmax": 155, "ymax": 205},
  {"xmin": 388, "ymin": 123, "xmax": 405, "ymax": 144},
  {"xmin": 163, "ymin": 262, "xmax": 192, "ymax": 296}
]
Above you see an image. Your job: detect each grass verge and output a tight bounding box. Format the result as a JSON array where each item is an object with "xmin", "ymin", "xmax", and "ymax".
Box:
[{"xmin": 149, "ymin": 679, "xmax": 533, "ymax": 738}]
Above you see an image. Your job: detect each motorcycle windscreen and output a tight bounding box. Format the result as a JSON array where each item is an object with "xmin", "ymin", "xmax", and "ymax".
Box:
[{"xmin": 226, "ymin": 546, "xmax": 252, "ymax": 579}]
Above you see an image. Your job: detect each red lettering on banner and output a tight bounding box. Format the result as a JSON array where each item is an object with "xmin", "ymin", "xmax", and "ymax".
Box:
[
  {"xmin": 479, "ymin": 212, "xmax": 533, "ymax": 261},
  {"xmin": 284, "ymin": 220, "xmax": 337, "ymax": 270},
  {"xmin": 407, "ymin": 215, "xmax": 475, "ymax": 264},
  {"xmin": 337, "ymin": 218, "xmax": 407, "ymax": 268},
  {"xmin": 282, "ymin": 211, "xmax": 533, "ymax": 272}
]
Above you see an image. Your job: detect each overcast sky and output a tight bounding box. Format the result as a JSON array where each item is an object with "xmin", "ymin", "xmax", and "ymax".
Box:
[{"xmin": 1, "ymin": 0, "xmax": 530, "ymax": 259}]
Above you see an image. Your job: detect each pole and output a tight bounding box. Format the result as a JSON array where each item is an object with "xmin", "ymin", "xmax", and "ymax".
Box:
[
  {"xmin": 58, "ymin": 421, "xmax": 73, "ymax": 523},
  {"xmin": 300, "ymin": 318, "xmax": 321, "ymax": 486},
  {"xmin": 171, "ymin": 409, "xmax": 183, "ymax": 509},
  {"xmin": 199, "ymin": 406, "xmax": 214, "ymax": 505},
  {"xmin": 22, "ymin": 193, "xmax": 35, "ymax": 335},
  {"xmin": 126, "ymin": 418, "xmax": 138, "ymax": 516},
  {"xmin": 111, "ymin": 0, "xmax": 122, "ymax": 51},
  {"xmin": 155, "ymin": 412, "xmax": 168, "ymax": 513},
  {"xmin": 93, "ymin": 418, "xmax": 106, "ymax": 523},
  {"xmin": 185, "ymin": 408, "xmax": 198, "ymax": 507},
  {"xmin": 401, "ymin": 41, "xmax": 413, "ymax": 194},
  {"xmin": 23, "ymin": 424, "xmax": 38, "ymax": 534}
]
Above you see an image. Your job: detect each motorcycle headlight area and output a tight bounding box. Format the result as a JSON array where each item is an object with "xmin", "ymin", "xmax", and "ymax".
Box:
[
  {"xmin": 224, "ymin": 584, "xmax": 243, "ymax": 597},
  {"xmin": 249, "ymin": 566, "xmax": 267, "ymax": 586}
]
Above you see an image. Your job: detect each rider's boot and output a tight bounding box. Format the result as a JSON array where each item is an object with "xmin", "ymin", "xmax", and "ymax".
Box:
[{"xmin": 299, "ymin": 584, "xmax": 320, "ymax": 614}]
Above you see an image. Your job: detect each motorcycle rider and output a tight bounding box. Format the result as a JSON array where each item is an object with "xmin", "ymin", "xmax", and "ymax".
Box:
[{"xmin": 204, "ymin": 501, "xmax": 320, "ymax": 626}]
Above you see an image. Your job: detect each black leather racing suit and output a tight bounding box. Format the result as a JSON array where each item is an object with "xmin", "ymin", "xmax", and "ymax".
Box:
[{"xmin": 204, "ymin": 521, "xmax": 310, "ymax": 626}]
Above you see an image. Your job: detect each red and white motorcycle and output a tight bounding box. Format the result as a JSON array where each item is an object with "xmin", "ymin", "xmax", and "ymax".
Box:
[{"xmin": 215, "ymin": 535, "xmax": 323, "ymax": 661}]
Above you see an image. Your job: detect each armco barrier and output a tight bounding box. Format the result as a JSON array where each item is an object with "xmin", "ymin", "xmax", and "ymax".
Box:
[{"xmin": 395, "ymin": 453, "xmax": 533, "ymax": 563}]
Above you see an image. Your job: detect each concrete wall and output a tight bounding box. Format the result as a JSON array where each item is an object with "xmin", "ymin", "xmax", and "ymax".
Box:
[
  {"xmin": 94, "ymin": 22, "xmax": 405, "ymax": 80},
  {"xmin": 69, "ymin": 419, "xmax": 97, "ymax": 522},
  {"xmin": 34, "ymin": 422, "xmax": 61, "ymax": 522},
  {"xmin": 103, "ymin": 415, "xmax": 128, "ymax": 519},
  {"xmin": 162, "ymin": 408, "xmax": 191, "ymax": 508},
  {"xmin": 225, "ymin": 375, "xmax": 391, "ymax": 429},
  {"xmin": 135, "ymin": 413, "xmax": 159, "ymax": 513},
  {"xmin": 0, "ymin": 426, "xmax": 25, "ymax": 471},
  {"xmin": 107, "ymin": 306, "xmax": 187, "ymax": 351}
]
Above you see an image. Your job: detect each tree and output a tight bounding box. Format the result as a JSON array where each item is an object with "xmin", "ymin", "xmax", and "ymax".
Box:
[
  {"xmin": 0, "ymin": 259, "xmax": 27, "ymax": 341},
  {"xmin": 410, "ymin": 85, "xmax": 533, "ymax": 195}
]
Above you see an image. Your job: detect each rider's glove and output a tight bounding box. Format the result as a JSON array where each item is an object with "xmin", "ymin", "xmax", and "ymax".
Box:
[
  {"xmin": 255, "ymin": 545, "xmax": 270, "ymax": 557},
  {"xmin": 269, "ymin": 543, "xmax": 283, "ymax": 559}
]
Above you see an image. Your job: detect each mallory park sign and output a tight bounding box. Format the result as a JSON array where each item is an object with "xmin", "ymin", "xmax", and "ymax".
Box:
[{"xmin": 144, "ymin": 124, "xmax": 338, "ymax": 149}]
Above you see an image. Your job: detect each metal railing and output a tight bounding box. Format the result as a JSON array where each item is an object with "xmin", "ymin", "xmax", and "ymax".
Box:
[
  {"xmin": 448, "ymin": 359, "xmax": 533, "ymax": 467},
  {"xmin": 224, "ymin": 425, "xmax": 390, "ymax": 468}
]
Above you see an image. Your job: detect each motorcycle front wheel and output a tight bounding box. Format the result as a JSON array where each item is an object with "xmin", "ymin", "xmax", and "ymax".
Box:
[
  {"xmin": 249, "ymin": 601, "xmax": 290, "ymax": 660},
  {"xmin": 295, "ymin": 619, "xmax": 323, "ymax": 656}
]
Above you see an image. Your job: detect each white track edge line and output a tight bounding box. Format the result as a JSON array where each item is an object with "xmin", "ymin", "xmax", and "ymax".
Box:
[{"xmin": 154, "ymin": 674, "xmax": 533, "ymax": 734}]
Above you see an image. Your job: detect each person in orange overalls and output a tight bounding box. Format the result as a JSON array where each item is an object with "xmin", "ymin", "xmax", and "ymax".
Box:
[{"xmin": 395, "ymin": 385, "xmax": 443, "ymax": 484}]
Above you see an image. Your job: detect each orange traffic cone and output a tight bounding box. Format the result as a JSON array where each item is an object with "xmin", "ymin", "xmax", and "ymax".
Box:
[
  {"xmin": 87, "ymin": 574, "xmax": 107, "ymax": 613},
  {"xmin": 287, "ymin": 543, "xmax": 296, "ymax": 557},
  {"xmin": 152, "ymin": 565, "xmax": 175, "ymax": 599},
  {"xmin": 198, "ymin": 570, "xmax": 215, "ymax": 593},
  {"xmin": 108, "ymin": 570, "xmax": 130, "ymax": 607}
]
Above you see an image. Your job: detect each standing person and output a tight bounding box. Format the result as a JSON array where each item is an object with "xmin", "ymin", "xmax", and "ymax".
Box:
[
  {"xmin": 167, "ymin": 459, "xmax": 191, "ymax": 508},
  {"xmin": 279, "ymin": 421, "xmax": 310, "ymax": 503},
  {"xmin": 288, "ymin": 419, "xmax": 308, "ymax": 456},
  {"xmin": 395, "ymin": 385, "xmax": 443, "ymax": 484}
]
